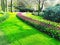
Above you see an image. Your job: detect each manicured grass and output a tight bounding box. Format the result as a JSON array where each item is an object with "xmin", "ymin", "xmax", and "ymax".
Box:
[
  {"xmin": 17, "ymin": 12, "xmax": 60, "ymax": 40},
  {"xmin": 0, "ymin": 12, "xmax": 60, "ymax": 45}
]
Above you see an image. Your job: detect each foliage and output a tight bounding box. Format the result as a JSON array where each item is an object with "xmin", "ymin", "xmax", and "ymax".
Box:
[
  {"xmin": 17, "ymin": 12, "xmax": 60, "ymax": 40},
  {"xmin": 0, "ymin": 6, "xmax": 2, "ymax": 11},
  {"xmin": 1, "ymin": 0, "xmax": 7, "ymax": 12},
  {"xmin": 55, "ymin": 4, "xmax": 60, "ymax": 6},
  {"xmin": 24, "ymin": 12, "xmax": 60, "ymax": 27},
  {"xmin": 0, "ymin": 12, "xmax": 9, "ymax": 23},
  {"xmin": 43, "ymin": 6, "xmax": 60, "ymax": 22},
  {"xmin": 32, "ymin": 12, "xmax": 44, "ymax": 16},
  {"xmin": 14, "ymin": 6, "xmax": 34, "ymax": 12}
]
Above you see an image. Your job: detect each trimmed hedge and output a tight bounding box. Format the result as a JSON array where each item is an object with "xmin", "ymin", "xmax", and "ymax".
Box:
[{"xmin": 17, "ymin": 12, "xmax": 60, "ymax": 40}]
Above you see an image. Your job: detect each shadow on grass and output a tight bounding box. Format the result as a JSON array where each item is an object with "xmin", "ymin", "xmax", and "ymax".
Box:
[
  {"xmin": 5, "ymin": 25, "xmax": 39, "ymax": 44},
  {"xmin": 0, "ymin": 32, "xmax": 9, "ymax": 45}
]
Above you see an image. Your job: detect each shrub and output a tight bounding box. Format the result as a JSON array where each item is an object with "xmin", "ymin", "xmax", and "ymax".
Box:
[
  {"xmin": 0, "ymin": 12, "xmax": 9, "ymax": 23},
  {"xmin": 43, "ymin": 6, "xmax": 60, "ymax": 22}
]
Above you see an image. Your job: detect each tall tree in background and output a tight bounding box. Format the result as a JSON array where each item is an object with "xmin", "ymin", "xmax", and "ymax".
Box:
[
  {"xmin": 38, "ymin": 0, "xmax": 45, "ymax": 15},
  {"xmin": 5, "ymin": 0, "xmax": 8, "ymax": 12},
  {"xmin": 1, "ymin": 0, "xmax": 8, "ymax": 12},
  {"xmin": 40, "ymin": 0, "xmax": 45, "ymax": 11},
  {"xmin": 1, "ymin": 0, "xmax": 5, "ymax": 12},
  {"xmin": 38, "ymin": 0, "xmax": 40, "ymax": 15},
  {"xmin": 11, "ymin": 0, "xmax": 13, "ymax": 12}
]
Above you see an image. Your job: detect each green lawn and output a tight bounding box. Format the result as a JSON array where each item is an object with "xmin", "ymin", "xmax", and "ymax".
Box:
[{"xmin": 0, "ymin": 12, "xmax": 60, "ymax": 45}]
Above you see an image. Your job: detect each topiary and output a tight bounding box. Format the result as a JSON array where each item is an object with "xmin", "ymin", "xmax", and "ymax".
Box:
[{"xmin": 42, "ymin": 6, "xmax": 60, "ymax": 23}]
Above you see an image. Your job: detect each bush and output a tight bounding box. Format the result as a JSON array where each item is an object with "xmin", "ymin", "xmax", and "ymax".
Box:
[
  {"xmin": 43, "ymin": 6, "xmax": 60, "ymax": 22},
  {"xmin": 32, "ymin": 12, "xmax": 44, "ymax": 16},
  {"xmin": 0, "ymin": 12, "xmax": 9, "ymax": 23}
]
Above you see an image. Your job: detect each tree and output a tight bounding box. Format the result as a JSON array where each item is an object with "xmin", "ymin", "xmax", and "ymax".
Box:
[
  {"xmin": 40, "ymin": 0, "xmax": 45, "ymax": 11},
  {"xmin": 5, "ymin": 0, "xmax": 8, "ymax": 12},
  {"xmin": 38, "ymin": 0, "xmax": 40, "ymax": 15},
  {"xmin": 42, "ymin": 5, "xmax": 60, "ymax": 22},
  {"xmin": 38, "ymin": 0, "xmax": 46, "ymax": 15},
  {"xmin": 13, "ymin": 0, "xmax": 34, "ymax": 12},
  {"xmin": 8, "ymin": 0, "xmax": 46, "ymax": 12},
  {"xmin": 1, "ymin": 0, "xmax": 5, "ymax": 12},
  {"xmin": 1, "ymin": 0, "xmax": 8, "ymax": 12},
  {"xmin": 11, "ymin": 0, "xmax": 13, "ymax": 12}
]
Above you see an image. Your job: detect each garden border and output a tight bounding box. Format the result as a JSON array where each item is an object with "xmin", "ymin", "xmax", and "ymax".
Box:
[{"xmin": 17, "ymin": 12, "xmax": 60, "ymax": 40}]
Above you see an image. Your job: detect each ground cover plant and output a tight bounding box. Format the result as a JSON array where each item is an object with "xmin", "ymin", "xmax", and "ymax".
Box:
[
  {"xmin": 0, "ymin": 12, "xmax": 60, "ymax": 45},
  {"xmin": 17, "ymin": 12, "xmax": 60, "ymax": 40}
]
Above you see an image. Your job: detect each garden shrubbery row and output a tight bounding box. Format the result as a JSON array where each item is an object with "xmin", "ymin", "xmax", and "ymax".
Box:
[
  {"xmin": 0, "ymin": 12, "xmax": 9, "ymax": 23},
  {"xmin": 17, "ymin": 12, "xmax": 60, "ymax": 40},
  {"xmin": 24, "ymin": 12, "xmax": 60, "ymax": 28}
]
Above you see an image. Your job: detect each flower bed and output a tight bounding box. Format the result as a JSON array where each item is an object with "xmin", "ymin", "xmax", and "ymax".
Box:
[
  {"xmin": 17, "ymin": 12, "xmax": 60, "ymax": 40},
  {"xmin": 23, "ymin": 12, "xmax": 60, "ymax": 29}
]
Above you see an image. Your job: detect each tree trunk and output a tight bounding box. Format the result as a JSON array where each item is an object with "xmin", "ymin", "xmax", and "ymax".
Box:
[
  {"xmin": 40, "ymin": 0, "xmax": 44, "ymax": 11},
  {"xmin": 38, "ymin": 0, "xmax": 40, "ymax": 16},
  {"xmin": 6, "ymin": 0, "xmax": 8, "ymax": 12},
  {"xmin": 11, "ymin": 0, "xmax": 13, "ymax": 12},
  {"xmin": 1, "ymin": 0, "xmax": 5, "ymax": 12}
]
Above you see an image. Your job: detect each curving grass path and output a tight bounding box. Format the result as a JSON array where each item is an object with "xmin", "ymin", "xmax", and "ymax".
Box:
[{"xmin": 0, "ymin": 12, "xmax": 60, "ymax": 45}]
